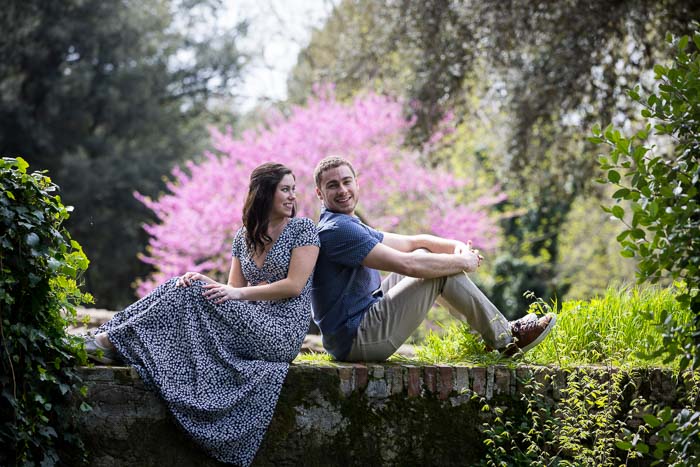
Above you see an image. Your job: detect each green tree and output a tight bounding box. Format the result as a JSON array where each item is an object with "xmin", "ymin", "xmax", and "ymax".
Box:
[
  {"xmin": 288, "ymin": 0, "xmax": 700, "ymax": 311},
  {"xmin": 0, "ymin": 0, "xmax": 247, "ymax": 308}
]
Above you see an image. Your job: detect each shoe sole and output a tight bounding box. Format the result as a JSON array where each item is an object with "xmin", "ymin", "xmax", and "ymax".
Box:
[
  {"xmin": 519, "ymin": 312, "xmax": 557, "ymax": 353},
  {"xmin": 84, "ymin": 336, "xmax": 120, "ymax": 365},
  {"xmin": 87, "ymin": 353, "xmax": 116, "ymax": 365}
]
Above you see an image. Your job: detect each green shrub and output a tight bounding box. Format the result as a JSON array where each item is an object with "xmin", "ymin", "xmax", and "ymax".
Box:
[
  {"xmin": 592, "ymin": 28, "xmax": 700, "ymax": 466},
  {"xmin": 0, "ymin": 157, "xmax": 92, "ymax": 465},
  {"xmin": 591, "ymin": 30, "xmax": 699, "ymax": 372}
]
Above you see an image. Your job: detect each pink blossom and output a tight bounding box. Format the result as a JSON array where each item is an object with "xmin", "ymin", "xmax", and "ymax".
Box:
[{"xmin": 136, "ymin": 90, "xmax": 505, "ymax": 295}]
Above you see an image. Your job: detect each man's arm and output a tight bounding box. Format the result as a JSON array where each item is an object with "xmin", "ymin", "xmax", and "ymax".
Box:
[
  {"xmin": 362, "ymin": 241, "xmax": 480, "ymax": 279},
  {"xmin": 381, "ymin": 232, "xmax": 471, "ymax": 255}
]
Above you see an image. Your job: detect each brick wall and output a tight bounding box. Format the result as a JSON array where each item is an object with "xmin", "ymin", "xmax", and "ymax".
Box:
[{"xmin": 75, "ymin": 364, "xmax": 691, "ymax": 466}]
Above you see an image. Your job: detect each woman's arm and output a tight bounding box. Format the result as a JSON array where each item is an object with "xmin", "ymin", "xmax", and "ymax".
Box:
[
  {"xmin": 227, "ymin": 257, "xmax": 247, "ymax": 287},
  {"xmin": 202, "ymin": 245, "xmax": 320, "ymax": 304}
]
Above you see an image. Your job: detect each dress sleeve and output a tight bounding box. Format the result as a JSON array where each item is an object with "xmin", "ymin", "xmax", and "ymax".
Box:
[
  {"xmin": 290, "ymin": 217, "xmax": 321, "ymax": 249},
  {"xmin": 231, "ymin": 227, "xmax": 246, "ymax": 258}
]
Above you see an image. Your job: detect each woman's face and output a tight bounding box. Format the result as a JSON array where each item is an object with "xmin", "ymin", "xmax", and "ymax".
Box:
[{"xmin": 269, "ymin": 173, "xmax": 296, "ymax": 220}]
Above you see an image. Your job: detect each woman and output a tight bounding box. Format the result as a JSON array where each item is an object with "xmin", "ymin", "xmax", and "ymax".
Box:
[{"xmin": 84, "ymin": 162, "xmax": 320, "ymax": 466}]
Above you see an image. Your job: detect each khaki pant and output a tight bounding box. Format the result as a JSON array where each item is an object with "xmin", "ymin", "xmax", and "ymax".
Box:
[{"xmin": 346, "ymin": 272, "xmax": 512, "ymax": 362}]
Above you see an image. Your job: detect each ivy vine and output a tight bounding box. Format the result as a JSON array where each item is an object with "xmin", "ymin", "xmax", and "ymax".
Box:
[{"xmin": 0, "ymin": 157, "xmax": 92, "ymax": 465}]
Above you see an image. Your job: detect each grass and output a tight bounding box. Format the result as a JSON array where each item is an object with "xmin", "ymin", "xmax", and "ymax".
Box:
[
  {"xmin": 415, "ymin": 283, "xmax": 693, "ymax": 369},
  {"xmin": 294, "ymin": 283, "xmax": 693, "ymax": 370},
  {"xmin": 294, "ymin": 351, "xmax": 333, "ymax": 364}
]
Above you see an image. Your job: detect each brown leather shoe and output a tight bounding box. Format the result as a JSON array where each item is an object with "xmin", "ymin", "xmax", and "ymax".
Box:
[{"xmin": 502, "ymin": 313, "xmax": 557, "ymax": 356}]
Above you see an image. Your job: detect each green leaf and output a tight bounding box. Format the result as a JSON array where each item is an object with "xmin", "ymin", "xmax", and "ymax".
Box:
[
  {"xmin": 608, "ymin": 170, "xmax": 621, "ymax": 183},
  {"xmin": 616, "ymin": 441, "xmax": 633, "ymax": 451},
  {"xmin": 612, "ymin": 188, "xmax": 630, "ymax": 199},
  {"xmin": 612, "ymin": 205, "xmax": 625, "ymax": 219},
  {"xmin": 678, "ymin": 35, "xmax": 689, "ymax": 51},
  {"xmin": 616, "ymin": 230, "xmax": 630, "ymax": 242},
  {"xmin": 26, "ymin": 232, "xmax": 40, "ymax": 246},
  {"xmin": 16, "ymin": 157, "xmax": 29, "ymax": 173},
  {"xmin": 631, "ymin": 229, "xmax": 646, "ymax": 239},
  {"xmin": 649, "ymin": 201, "xmax": 659, "ymax": 219},
  {"xmin": 620, "ymin": 249, "xmax": 635, "ymax": 258},
  {"xmin": 642, "ymin": 414, "xmax": 661, "ymax": 428}
]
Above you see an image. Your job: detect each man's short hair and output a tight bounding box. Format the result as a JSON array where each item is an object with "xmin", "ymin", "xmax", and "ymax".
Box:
[{"xmin": 313, "ymin": 156, "xmax": 357, "ymax": 188}]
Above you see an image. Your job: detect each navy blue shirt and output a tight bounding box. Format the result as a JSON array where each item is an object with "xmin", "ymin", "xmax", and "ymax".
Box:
[{"xmin": 311, "ymin": 209, "xmax": 384, "ymax": 360}]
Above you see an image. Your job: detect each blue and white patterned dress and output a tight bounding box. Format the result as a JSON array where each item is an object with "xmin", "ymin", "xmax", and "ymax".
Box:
[{"xmin": 96, "ymin": 217, "xmax": 320, "ymax": 466}]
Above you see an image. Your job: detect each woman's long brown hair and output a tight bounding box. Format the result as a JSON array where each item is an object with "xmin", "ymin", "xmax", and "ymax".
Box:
[{"xmin": 242, "ymin": 163, "xmax": 296, "ymax": 255}]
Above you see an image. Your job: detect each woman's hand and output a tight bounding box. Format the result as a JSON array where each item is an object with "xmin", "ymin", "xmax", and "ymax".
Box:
[
  {"xmin": 202, "ymin": 283, "xmax": 244, "ymax": 304},
  {"xmin": 177, "ymin": 272, "xmax": 216, "ymax": 287}
]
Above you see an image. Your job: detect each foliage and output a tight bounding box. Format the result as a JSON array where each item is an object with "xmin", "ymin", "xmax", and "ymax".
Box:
[
  {"xmin": 415, "ymin": 284, "xmax": 693, "ymax": 369},
  {"xmin": 137, "ymin": 89, "xmax": 505, "ymax": 293},
  {"xmin": 0, "ymin": 157, "xmax": 92, "ymax": 465},
  {"xmin": 479, "ymin": 368, "xmax": 640, "ymax": 466},
  {"xmin": 289, "ymin": 0, "xmax": 700, "ymax": 311},
  {"xmin": 593, "ymin": 30, "xmax": 700, "ymax": 372},
  {"xmin": 618, "ymin": 373, "xmax": 700, "ymax": 466},
  {"xmin": 0, "ymin": 0, "xmax": 248, "ymax": 309},
  {"xmin": 593, "ymin": 28, "xmax": 700, "ymax": 467}
]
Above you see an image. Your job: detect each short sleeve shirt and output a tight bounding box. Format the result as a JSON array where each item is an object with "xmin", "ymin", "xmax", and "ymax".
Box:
[{"xmin": 311, "ymin": 208, "xmax": 384, "ymax": 360}]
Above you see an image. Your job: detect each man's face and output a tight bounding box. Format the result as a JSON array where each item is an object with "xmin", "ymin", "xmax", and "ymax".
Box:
[{"xmin": 315, "ymin": 164, "xmax": 359, "ymax": 215}]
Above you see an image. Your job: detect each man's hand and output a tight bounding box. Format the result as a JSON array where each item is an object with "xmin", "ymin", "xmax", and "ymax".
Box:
[
  {"xmin": 453, "ymin": 240, "xmax": 472, "ymax": 255},
  {"xmin": 457, "ymin": 240, "xmax": 483, "ymax": 272},
  {"xmin": 202, "ymin": 283, "xmax": 244, "ymax": 304}
]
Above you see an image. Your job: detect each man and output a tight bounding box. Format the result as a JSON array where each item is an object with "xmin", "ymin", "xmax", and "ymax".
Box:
[{"xmin": 311, "ymin": 156, "xmax": 556, "ymax": 362}]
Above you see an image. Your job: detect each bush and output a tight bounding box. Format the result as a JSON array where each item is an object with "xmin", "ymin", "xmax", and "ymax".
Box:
[
  {"xmin": 592, "ymin": 30, "xmax": 700, "ymax": 372},
  {"xmin": 0, "ymin": 157, "xmax": 92, "ymax": 465},
  {"xmin": 592, "ymin": 28, "xmax": 700, "ymax": 466}
]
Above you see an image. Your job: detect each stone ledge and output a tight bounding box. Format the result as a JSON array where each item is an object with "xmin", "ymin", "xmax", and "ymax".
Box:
[{"xmin": 75, "ymin": 364, "xmax": 692, "ymax": 466}]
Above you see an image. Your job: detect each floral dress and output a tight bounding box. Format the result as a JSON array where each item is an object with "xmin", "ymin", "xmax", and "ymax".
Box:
[{"xmin": 96, "ymin": 217, "xmax": 320, "ymax": 466}]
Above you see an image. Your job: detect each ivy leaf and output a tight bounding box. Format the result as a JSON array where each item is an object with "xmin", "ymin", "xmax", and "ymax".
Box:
[
  {"xmin": 26, "ymin": 232, "xmax": 40, "ymax": 247},
  {"xmin": 16, "ymin": 157, "xmax": 29, "ymax": 173}
]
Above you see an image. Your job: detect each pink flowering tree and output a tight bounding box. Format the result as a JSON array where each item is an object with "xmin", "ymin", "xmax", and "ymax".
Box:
[{"xmin": 136, "ymin": 89, "xmax": 506, "ymax": 295}]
